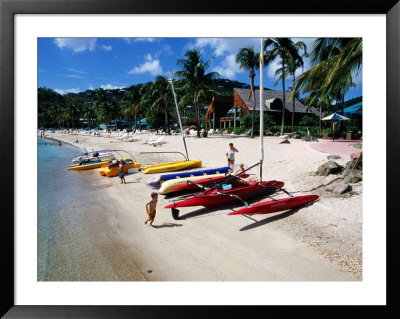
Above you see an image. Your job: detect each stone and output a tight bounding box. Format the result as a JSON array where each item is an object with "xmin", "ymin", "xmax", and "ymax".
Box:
[
  {"xmin": 303, "ymin": 135, "xmax": 319, "ymax": 142},
  {"xmin": 339, "ymin": 184, "xmax": 352, "ymax": 194},
  {"xmin": 315, "ymin": 161, "xmax": 344, "ymax": 176},
  {"xmin": 292, "ymin": 131, "xmax": 302, "ymax": 139},
  {"xmin": 327, "ymin": 154, "xmax": 341, "ymax": 160},
  {"xmin": 280, "ymin": 139, "xmax": 290, "ymax": 144},
  {"xmin": 345, "ymin": 170, "xmax": 363, "ymax": 183}
]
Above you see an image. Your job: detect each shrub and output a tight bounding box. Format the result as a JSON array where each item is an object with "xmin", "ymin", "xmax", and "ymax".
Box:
[
  {"xmin": 240, "ymin": 112, "xmax": 276, "ymax": 131},
  {"xmin": 299, "ymin": 114, "xmax": 319, "ymax": 127},
  {"xmin": 233, "ymin": 127, "xmax": 247, "ymax": 135}
]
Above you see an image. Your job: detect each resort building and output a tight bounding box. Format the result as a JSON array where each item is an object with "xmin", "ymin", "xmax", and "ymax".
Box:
[{"xmin": 205, "ymin": 88, "xmax": 319, "ymax": 129}]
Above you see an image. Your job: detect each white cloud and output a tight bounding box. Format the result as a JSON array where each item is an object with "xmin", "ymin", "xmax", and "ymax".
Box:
[
  {"xmin": 101, "ymin": 44, "xmax": 112, "ymax": 51},
  {"xmin": 54, "ymin": 88, "xmax": 81, "ymax": 95},
  {"xmin": 54, "ymin": 38, "xmax": 97, "ymax": 53},
  {"xmin": 124, "ymin": 38, "xmax": 156, "ymax": 44},
  {"xmin": 192, "ymin": 38, "xmax": 259, "ymax": 57},
  {"xmin": 64, "ymin": 68, "xmax": 88, "ymax": 74},
  {"xmin": 64, "ymin": 74, "xmax": 84, "ymax": 79},
  {"xmin": 266, "ymin": 57, "xmax": 281, "ymax": 78},
  {"xmin": 212, "ymin": 54, "xmax": 242, "ymax": 79},
  {"xmin": 127, "ymin": 54, "xmax": 163, "ymax": 76},
  {"xmin": 100, "ymin": 83, "xmax": 125, "ymax": 90}
]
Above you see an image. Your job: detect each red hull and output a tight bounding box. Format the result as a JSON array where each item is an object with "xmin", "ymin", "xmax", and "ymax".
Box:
[
  {"xmin": 228, "ymin": 195, "xmax": 319, "ymax": 215},
  {"xmin": 169, "ymin": 174, "xmax": 250, "ymax": 192},
  {"xmin": 165, "ymin": 180, "xmax": 284, "ymax": 209}
]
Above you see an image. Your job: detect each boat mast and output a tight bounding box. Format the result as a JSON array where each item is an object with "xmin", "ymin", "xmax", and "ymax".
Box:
[
  {"xmin": 259, "ymin": 38, "xmax": 264, "ymax": 181},
  {"xmin": 169, "ymin": 78, "xmax": 189, "ymax": 161}
]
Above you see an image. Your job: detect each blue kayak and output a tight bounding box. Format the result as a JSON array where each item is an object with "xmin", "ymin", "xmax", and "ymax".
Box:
[{"xmin": 147, "ymin": 166, "xmax": 233, "ymax": 188}]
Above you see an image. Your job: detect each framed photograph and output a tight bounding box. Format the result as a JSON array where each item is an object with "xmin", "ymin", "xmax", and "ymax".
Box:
[{"xmin": 1, "ymin": 0, "xmax": 398, "ymax": 317}]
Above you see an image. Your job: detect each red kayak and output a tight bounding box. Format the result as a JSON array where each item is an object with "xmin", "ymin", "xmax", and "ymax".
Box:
[
  {"xmin": 228, "ymin": 195, "xmax": 319, "ymax": 216},
  {"xmin": 165, "ymin": 180, "xmax": 284, "ymax": 210},
  {"xmin": 169, "ymin": 173, "xmax": 250, "ymax": 193}
]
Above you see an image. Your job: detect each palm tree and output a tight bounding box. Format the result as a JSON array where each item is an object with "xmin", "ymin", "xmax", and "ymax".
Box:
[
  {"xmin": 288, "ymin": 41, "xmax": 307, "ymax": 131},
  {"xmin": 150, "ymin": 76, "xmax": 174, "ymax": 134},
  {"xmin": 292, "ymin": 38, "xmax": 362, "ymax": 108},
  {"xmin": 122, "ymin": 86, "xmax": 141, "ymax": 130},
  {"xmin": 174, "ymin": 49, "xmax": 219, "ymax": 137},
  {"xmin": 136, "ymin": 82, "xmax": 154, "ymax": 131},
  {"xmin": 264, "ymin": 38, "xmax": 304, "ymax": 135},
  {"xmin": 303, "ymin": 88, "xmax": 333, "ymax": 134},
  {"xmin": 235, "ymin": 46, "xmax": 260, "ymax": 138},
  {"xmin": 93, "ymin": 89, "xmax": 119, "ymax": 127}
]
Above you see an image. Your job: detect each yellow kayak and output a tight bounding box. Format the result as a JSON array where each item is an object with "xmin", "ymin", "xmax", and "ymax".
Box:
[
  {"xmin": 141, "ymin": 160, "xmax": 202, "ymax": 174},
  {"xmin": 99, "ymin": 158, "xmax": 141, "ymax": 177},
  {"xmin": 158, "ymin": 173, "xmax": 225, "ymax": 194},
  {"xmin": 68, "ymin": 159, "xmax": 109, "ymax": 171}
]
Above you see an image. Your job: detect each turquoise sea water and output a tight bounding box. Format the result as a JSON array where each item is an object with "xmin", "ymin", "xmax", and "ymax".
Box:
[{"xmin": 37, "ymin": 138, "xmax": 145, "ymax": 281}]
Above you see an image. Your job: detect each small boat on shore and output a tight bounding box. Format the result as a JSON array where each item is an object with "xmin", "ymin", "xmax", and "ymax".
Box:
[
  {"xmin": 159, "ymin": 173, "xmax": 230, "ymax": 195},
  {"xmin": 99, "ymin": 158, "xmax": 141, "ymax": 177},
  {"xmin": 147, "ymin": 166, "xmax": 232, "ymax": 188},
  {"xmin": 141, "ymin": 159, "xmax": 202, "ymax": 174},
  {"xmin": 227, "ymin": 194, "xmax": 319, "ymax": 216},
  {"xmin": 72, "ymin": 149, "xmax": 115, "ymax": 164},
  {"xmin": 68, "ymin": 158, "xmax": 110, "ymax": 171},
  {"xmin": 166, "ymin": 173, "xmax": 250, "ymax": 195},
  {"xmin": 165, "ymin": 179, "xmax": 284, "ymax": 219}
]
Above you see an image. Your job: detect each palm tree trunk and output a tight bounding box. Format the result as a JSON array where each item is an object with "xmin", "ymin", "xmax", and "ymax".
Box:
[
  {"xmin": 292, "ymin": 72, "xmax": 295, "ymax": 133},
  {"xmin": 281, "ymin": 58, "xmax": 286, "ymax": 136},
  {"xmin": 319, "ymin": 104, "xmax": 322, "ymax": 134},
  {"xmin": 165, "ymin": 103, "xmax": 170, "ymax": 134},
  {"xmin": 195, "ymin": 91, "xmax": 201, "ymax": 138},
  {"xmin": 250, "ymin": 75, "xmax": 255, "ymax": 139}
]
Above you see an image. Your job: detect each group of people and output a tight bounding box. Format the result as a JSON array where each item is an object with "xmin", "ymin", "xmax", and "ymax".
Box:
[{"xmin": 226, "ymin": 142, "xmax": 245, "ymax": 175}]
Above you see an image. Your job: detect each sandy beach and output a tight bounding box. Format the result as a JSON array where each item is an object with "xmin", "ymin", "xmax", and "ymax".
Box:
[{"xmin": 43, "ymin": 130, "xmax": 362, "ymax": 281}]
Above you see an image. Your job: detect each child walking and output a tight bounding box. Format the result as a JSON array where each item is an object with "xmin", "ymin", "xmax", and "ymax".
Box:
[
  {"xmin": 119, "ymin": 159, "xmax": 126, "ymax": 184},
  {"xmin": 145, "ymin": 192, "xmax": 158, "ymax": 226}
]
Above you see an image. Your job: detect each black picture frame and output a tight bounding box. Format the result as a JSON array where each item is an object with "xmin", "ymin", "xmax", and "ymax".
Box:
[{"xmin": 1, "ymin": 0, "xmax": 399, "ymax": 318}]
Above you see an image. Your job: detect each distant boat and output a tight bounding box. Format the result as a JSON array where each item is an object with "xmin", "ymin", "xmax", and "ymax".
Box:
[{"xmin": 72, "ymin": 149, "xmax": 115, "ymax": 164}]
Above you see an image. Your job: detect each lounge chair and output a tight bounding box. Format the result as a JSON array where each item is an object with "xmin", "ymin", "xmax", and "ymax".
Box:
[{"xmin": 148, "ymin": 136, "xmax": 165, "ymax": 146}]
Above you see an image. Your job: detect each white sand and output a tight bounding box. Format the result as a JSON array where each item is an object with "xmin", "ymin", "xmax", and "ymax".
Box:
[{"xmin": 46, "ymin": 130, "xmax": 362, "ymax": 281}]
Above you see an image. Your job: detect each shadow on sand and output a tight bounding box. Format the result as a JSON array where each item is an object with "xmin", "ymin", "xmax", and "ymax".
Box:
[
  {"xmin": 151, "ymin": 223, "xmax": 183, "ymax": 229},
  {"xmin": 238, "ymin": 209, "xmax": 299, "ymax": 231}
]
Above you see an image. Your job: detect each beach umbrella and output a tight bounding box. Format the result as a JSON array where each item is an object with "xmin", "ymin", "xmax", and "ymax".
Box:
[
  {"xmin": 321, "ymin": 112, "xmax": 350, "ymax": 141},
  {"xmin": 321, "ymin": 112, "xmax": 350, "ymax": 121}
]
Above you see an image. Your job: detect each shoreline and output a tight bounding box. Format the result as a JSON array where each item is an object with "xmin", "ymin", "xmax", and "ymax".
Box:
[{"xmin": 40, "ymin": 130, "xmax": 362, "ymax": 280}]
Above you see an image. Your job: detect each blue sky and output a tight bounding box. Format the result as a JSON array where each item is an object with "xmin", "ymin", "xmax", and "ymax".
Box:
[{"xmin": 38, "ymin": 37, "xmax": 362, "ymax": 100}]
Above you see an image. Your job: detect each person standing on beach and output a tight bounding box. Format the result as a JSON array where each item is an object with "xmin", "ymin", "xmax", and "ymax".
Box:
[
  {"xmin": 145, "ymin": 192, "xmax": 158, "ymax": 226},
  {"xmin": 119, "ymin": 159, "xmax": 126, "ymax": 184},
  {"xmin": 226, "ymin": 142, "xmax": 238, "ymax": 166}
]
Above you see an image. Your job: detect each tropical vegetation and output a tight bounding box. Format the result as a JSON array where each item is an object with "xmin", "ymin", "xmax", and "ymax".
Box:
[
  {"xmin": 173, "ymin": 49, "xmax": 219, "ymax": 137},
  {"xmin": 38, "ymin": 38, "xmax": 362, "ymax": 138},
  {"xmin": 235, "ymin": 46, "xmax": 260, "ymax": 138}
]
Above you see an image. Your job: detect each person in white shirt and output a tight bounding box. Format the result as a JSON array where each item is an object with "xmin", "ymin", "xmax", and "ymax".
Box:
[{"xmin": 225, "ymin": 142, "xmax": 238, "ymax": 166}]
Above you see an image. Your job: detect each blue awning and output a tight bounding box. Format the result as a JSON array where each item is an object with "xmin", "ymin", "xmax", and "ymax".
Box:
[{"xmin": 343, "ymin": 102, "xmax": 362, "ymax": 118}]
